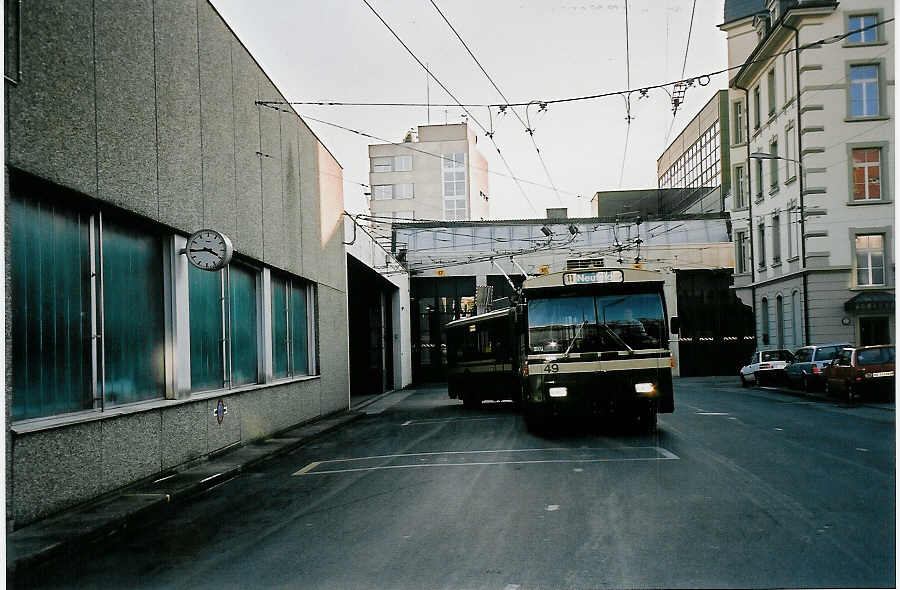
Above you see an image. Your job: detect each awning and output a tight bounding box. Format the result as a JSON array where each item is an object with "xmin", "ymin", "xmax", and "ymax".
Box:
[{"xmin": 844, "ymin": 290, "xmax": 895, "ymax": 313}]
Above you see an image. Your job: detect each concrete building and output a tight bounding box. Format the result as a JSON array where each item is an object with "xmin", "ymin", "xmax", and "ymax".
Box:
[
  {"xmin": 368, "ymin": 123, "xmax": 490, "ymax": 222},
  {"xmin": 656, "ymin": 89, "xmax": 732, "ymax": 214},
  {"xmin": 5, "ymin": 1, "xmax": 349, "ymax": 528},
  {"xmin": 391, "ymin": 213, "xmax": 754, "ymax": 381},
  {"xmin": 720, "ymin": 0, "xmax": 894, "ymax": 350}
]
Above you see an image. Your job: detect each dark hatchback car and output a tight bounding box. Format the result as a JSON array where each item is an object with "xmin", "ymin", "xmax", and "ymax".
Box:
[
  {"xmin": 824, "ymin": 345, "xmax": 895, "ymax": 402},
  {"xmin": 785, "ymin": 343, "xmax": 850, "ymax": 391}
]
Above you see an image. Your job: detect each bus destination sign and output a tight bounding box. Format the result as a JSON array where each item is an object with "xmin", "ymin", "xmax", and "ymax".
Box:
[{"xmin": 563, "ymin": 270, "xmax": 624, "ymax": 286}]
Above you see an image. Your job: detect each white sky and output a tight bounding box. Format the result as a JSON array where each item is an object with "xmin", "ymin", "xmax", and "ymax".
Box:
[{"xmin": 211, "ymin": 0, "xmax": 728, "ymax": 219}]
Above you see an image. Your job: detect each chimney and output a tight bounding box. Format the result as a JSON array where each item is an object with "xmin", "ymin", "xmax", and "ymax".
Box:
[{"xmin": 546, "ymin": 208, "xmax": 568, "ymax": 219}]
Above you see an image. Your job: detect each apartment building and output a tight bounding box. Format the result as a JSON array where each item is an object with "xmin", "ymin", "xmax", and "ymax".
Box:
[
  {"xmin": 368, "ymin": 123, "xmax": 489, "ymax": 221},
  {"xmin": 721, "ymin": 0, "xmax": 894, "ymax": 349}
]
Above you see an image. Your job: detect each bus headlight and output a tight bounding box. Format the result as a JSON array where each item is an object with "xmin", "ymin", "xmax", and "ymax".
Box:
[
  {"xmin": 548, "ymin": 386, "xmax": 568, "ymax": 398},
  {"xmin": 635, "ymin": 382, "xmax": 655, "ymax": 394}
]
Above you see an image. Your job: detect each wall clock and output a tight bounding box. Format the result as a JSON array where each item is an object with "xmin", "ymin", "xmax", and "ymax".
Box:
[{"xmin": 183, "ymin": 229, "xmax": 233, "ymax": 271}]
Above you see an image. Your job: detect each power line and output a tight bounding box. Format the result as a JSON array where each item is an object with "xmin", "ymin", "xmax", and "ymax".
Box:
[{"xmin": 260, "ymin": 18, "xmax": 892, "ymax": 111}]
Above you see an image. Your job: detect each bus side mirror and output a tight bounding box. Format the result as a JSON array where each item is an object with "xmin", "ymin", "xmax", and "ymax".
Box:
[{"xmin": 670, "ymin": 317, "xmax": 680, "ymax": 334}]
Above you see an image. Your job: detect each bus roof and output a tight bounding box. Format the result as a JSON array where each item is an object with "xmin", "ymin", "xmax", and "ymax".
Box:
[
  {"xmin": 445, "ymin": 307, "xmax": 514, "ymax": 329},
  {"xmin": 522, "ymin": 267, "xmax": 664, "ymax": 291}
]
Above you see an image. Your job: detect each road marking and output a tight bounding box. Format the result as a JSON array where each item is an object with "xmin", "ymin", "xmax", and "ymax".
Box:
[
  {"xmin": 696, "ymin": 412, "xmax": 730, "ymax": 416},
  {"xmin": 856, "ymin": 448, "xmax": 870, "ymax": 452},
  {"xmin": 293, "ymin": 446, "xmax": 679, "ymax": 476},
  {"xmin": 293, "ymin": 461, "xmax": 322, "ymax": 475},
  {"xmin": 199, "ymin": 473, "xmax": 222, "ymax": 484},
  {"xmin": 545, "ymin": 505, "xmax": 560, "ymax": 511},
  {"xmin": 504, "ymin": 585, "xmax": 521, "ymax": 590},
  {"xmin": 401, "ymin": 416, "xmax": 505, "ymax": 427},
  {"xmin": 774, "ymin": 427, "xmax": 784, "ymax": 431},
  {"xmin": 573, "ymin": 468, "xmax": 584, "ymax": 472}
]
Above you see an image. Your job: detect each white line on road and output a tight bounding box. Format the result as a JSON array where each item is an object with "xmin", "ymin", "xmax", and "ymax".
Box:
[
  {"xmin": 292, "ymin": 446, "xmax": 680, "ymax": 476},
  {"xmin": 401, "ymin": 416, "xmax": 505, "ymax": 427},
  {"xmin": 696, "ymin": 412, "xmax": 730, "ymax": 416},
  {"xmin": 294, "ymin": 456, "xmax": 680, "ymax": 475}
]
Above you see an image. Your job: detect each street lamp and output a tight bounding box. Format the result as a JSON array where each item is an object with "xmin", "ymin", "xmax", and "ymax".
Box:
[{"xmin": 748, "ymin": 150, "xmax": 809, "ymax": 345}]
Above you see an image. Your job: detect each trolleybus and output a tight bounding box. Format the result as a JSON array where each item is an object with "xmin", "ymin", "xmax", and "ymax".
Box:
[{"xmin": 520, "ymin": 267, "xmax": 676, "ymax": 431}]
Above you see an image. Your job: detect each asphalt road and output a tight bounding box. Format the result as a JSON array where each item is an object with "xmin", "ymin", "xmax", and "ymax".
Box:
[{"xmin": 19, "ymin": 378, "xmax": 895, "ymax": 589}]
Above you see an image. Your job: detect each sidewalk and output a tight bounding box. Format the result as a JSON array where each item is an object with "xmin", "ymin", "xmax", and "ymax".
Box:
[
  {"xmin": 677, "ymin": 375, "xmax": 895, "ymax": 412},
  {"xmin": 5, "ymin": 395, "xmax": 394, "ymax": 578}
]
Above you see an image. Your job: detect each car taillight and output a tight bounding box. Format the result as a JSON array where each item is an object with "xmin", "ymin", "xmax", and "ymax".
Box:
[
  {"xmin": 812, "ymin": 365, "xmax": 821, "ymax": 374},
  {"xmin": 856, "ymin": 370, "xmax": 865, "ymax": 381},
  {"xmin": 759, "ymin": 363, "xmax": 771, "ymax": 369}
]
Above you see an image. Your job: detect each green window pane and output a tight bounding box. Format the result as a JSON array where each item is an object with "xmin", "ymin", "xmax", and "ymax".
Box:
[
  {"xmin": 229, "ymin": 265, "xmax": 258, "ymax": 386},
  {"xmin": 189, "ymin": 265, "xmax": 224, "ymax": 391},
  {"xmin": 290, "ymin": 284, "xmax": 309, "ymax": 376},
  {"xmin": 102, "ymin": 220, "xmax": 165, "ymax": 405},
  {"xmin": 271, "ymin": 276, "xmax": 288, "ymax": 378},
  {"xmin": 11, "ymin": 197, "xmax": 93, "ymax": 419}
]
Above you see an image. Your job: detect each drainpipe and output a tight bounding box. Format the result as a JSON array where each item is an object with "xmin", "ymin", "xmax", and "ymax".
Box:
[
  {"xmin": 734, "ymin": 82, "xmax": 757, "ymax": 336},
  {"xmin": 784, "ymin": 21, "xmax": 810, "ymax": 345}
]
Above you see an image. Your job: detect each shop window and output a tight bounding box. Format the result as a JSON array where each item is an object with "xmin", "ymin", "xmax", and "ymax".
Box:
[
  {"xmin": 100, "ymin": 219, "xmax": 166, "ymax": 405},
  {"xmin": 271, "ymin": 275, "xmax": 314, "ymax": 379},
  {"xmin": 229, "ymin": 264, "xmax": 259, "ymax": 386},
  {"xmin": 11, "ymin": 197, "xmax": 93, "ymax": 420},
  {"xmin": 189, "ymin": 265, "xmax": 225, "ymax": 392}
]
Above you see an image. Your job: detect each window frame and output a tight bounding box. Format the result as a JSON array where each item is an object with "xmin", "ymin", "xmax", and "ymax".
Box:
[
  {"xmin": 844, "ymin": 12, "xmax": 883, "ymax": 46},
  {"xmin": 767, "ymin": 68, "xmax": 777, "ymax": 116},
  {"xmin": 769, "ymin": 137, "xmax": 779, "ymax": 192},
  {"xmin": 732, "ymin": 100, "xmax": 745, "ymax": 145},
  {"xmin": 846, "ymin": 60, "xmax": 886, "ymax": 120},
  {"xmin": 733, "ymin": 164, "xmax": 746, "ymax": 208},
  {"xmin": 847, "ymin": 142, "xmax": 890, "ymax": 204},
  {"xmin": 771, "ymin": 213, "xmax": 781, "ymax": 264},
  {"xmin": 753, "ymin": 85, "xmax": 761, "ymax": 130},
  {"xmin": 758, "ymin": 221, "xmax": 767, "ymax": 269},
  {"xmin": 850, "ymin": 230, "xmax": 890, "ymax": 288}
]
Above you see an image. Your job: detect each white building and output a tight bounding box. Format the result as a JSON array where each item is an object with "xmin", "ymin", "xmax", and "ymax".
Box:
[
  {"xmin": 721, "ymin": 0, "xmax": 894, "ymax": 349},
  {"xmin": 368, "ymin": 123, "xmax": 490, "ymax": 222}
]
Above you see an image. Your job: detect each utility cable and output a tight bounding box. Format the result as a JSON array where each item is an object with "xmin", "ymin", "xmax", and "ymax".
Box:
[{"xmin": 260, "ymin": 19, "xmax": 892, "ymax": 110}]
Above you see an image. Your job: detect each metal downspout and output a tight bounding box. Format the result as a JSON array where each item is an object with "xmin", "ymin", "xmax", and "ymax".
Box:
[
  {"xmin": 783, "ymin": 21, "xmax": 810, "ymax": 345},
  {"xmin": 735, "ymin": 82, "xmax": 757, "ymax": 334}
]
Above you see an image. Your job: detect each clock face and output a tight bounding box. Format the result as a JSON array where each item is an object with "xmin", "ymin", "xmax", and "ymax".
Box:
[{"xmin": 185, "ymin": 229, "xmax": 233, "ymax": 271}]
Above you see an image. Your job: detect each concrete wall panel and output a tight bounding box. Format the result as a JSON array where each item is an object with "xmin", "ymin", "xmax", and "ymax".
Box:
[
  {"xmin": 281, "ymin": 114, "xmax": 303, "ymax": 276},
  {"xmin": 230, "ymin": 43, "xmax": 264, "ymax": 260},
  {"xmin": 12, "ymin": 422, "xmax": 103, "ymax": 525},
  {"xmin": 316, "ymin": 145, "xmax": 347, "ymax": 291},
  {"xmin": 6, "ymin": 0, "xmax": 97, "ymax": 196},
  {"xmin": 100, "ymin": 412, "xmax": 162, "ymax": 491},
  {"xmin": 258, "ymin": 79, "xmax": 286, "ymax": 270},
  {"xmin": 299, "ymin": 127, "xmax": 322, "ymax": 283},
  {"xmin": 94, "ymin": 0, "xmax": 158, "ymax": 219},
  {"xmin": 317, "ymin": 284, "xmax": 350, "ymax": 415},
  {"xmin": 197, "ymin": 2, "xmax": 237, "ymax": 238},
  {"xmin": 161, "ymin": 401, "xmax": 207, "ymax": 470},
  {"xmin": 154, "ymin": 0, "xmax": 204, "ymax": 231}
]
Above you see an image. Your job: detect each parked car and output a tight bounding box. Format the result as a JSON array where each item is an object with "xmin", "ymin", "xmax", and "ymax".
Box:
[
  {"xmin": 785, "ymin": 343, "xmax": 850, "ymax": 392},
  {"xmin": 824, "ymin": 345, "xmax": 895, "ymax": 402},
  {"xmin": 740, "ymin": 349, "xmax": 795, "ymax": 387}
]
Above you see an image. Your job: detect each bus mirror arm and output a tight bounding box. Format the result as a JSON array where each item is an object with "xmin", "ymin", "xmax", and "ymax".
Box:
[{"xmin": 670, "ymin": 317, "xmax": 680, "ymax": 335}]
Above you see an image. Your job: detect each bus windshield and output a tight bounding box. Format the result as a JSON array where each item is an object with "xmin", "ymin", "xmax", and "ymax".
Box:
[{"xmin": 527, "ymin": 292, "xmax": 666, "ymax": 354}]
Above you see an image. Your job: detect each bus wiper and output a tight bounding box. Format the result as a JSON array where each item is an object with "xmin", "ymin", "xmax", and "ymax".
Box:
[
  {"xmin": 562, "ymin": 320, "xmax": 588, "ymax": 359},
  {"xmin": 598, "ymin": 322, "xmax": 633, "ymax": 352}
]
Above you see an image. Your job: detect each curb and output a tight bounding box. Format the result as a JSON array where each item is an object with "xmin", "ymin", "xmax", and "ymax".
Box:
[{"xmin": 7, "ymin": 410, "xmax": 364, "ymax": 578}]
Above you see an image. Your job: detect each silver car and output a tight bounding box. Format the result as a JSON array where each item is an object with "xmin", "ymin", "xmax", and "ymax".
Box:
[{"xmin": 785, "ymin": 343, "xmax": 851, "ymax": 392}]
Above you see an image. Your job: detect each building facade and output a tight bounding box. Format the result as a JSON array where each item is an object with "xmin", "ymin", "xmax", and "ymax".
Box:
[
  {"xmin": 5, "ymin": 1, "xmax": 350, "ymax": 528},
  {"xmin": 368, "ymin": 123, "xmax": 489, "ymax": 222},
  {"xmin": 657, "ymin": 89, "xmax": 732, "ymax": 214},
  {"xmin": 721, "ymin": 0, "xmax": 894, "ymax": 350}
]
